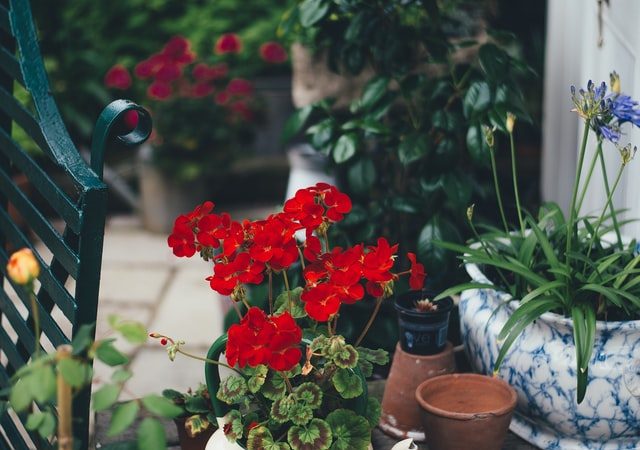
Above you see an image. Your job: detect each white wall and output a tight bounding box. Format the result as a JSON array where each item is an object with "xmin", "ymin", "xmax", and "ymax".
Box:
[{"xmin": 542, "ymin": 0, "xmax": 640, "ymax": 237}]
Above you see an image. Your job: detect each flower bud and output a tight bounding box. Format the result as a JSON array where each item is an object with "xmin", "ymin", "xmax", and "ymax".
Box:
[
  {"xmin": 6, "ymin": 248, "xmax": 40, "ymax": 285},
  {"xmin": 467, "ymin": 204, "xmax": 475, "ymax": 222},
  {"xmin": 619, "ymin": 144, "xmax": 636, "ymax": 166},
  {"xmin": 610, "ymin": 71, "xmax": 621, "ymax": 94},
  {"xmin": 506, "ymin": 113, "xmax": 516, "ymax": 134},
  {"xmin": 482, "ymin": 125, "xmax": 495, "ymax": 149}
]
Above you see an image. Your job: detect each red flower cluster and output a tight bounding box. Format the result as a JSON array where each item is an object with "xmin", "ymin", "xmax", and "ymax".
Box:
[
  {"xmin": 215, "ymin": 33, "xmax": 242, "ymax": 55},
  {"xmin": 168, "ymin": 184, "xmax": 427, "ymax": 323},
  {"xmin": 259, "ymin": 42, "xmax": 288, "ymax": 64},
  {"xmin": 104, "ymin": 64, "xmax": 132, "ymax": 90},
  {"xmin": 226, "ymin": 307, "xmax": 302, "ymax": 371}
]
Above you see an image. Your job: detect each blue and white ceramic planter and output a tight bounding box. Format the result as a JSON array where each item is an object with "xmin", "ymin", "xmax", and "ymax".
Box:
[{"xmin": 460, "ymin": 262, "xmax": 640, "ymax": 450}]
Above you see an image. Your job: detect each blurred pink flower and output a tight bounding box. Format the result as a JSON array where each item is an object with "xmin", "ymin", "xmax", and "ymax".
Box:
[{"xmin": 104, "ymin": 64, "xmax": 132, "ymax": 89}]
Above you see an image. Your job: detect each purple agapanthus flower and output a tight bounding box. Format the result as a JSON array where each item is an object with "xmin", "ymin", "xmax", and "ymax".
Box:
[
  {"xmin": 598, "ymin": 124, "xmax": 621, "ymax": 143},
  {"xmin": 609, "ymin": 94, "xmax": 640, "ymax": 127}
]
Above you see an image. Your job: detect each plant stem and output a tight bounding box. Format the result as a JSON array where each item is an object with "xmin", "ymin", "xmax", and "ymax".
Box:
[
  {"xmin": 586, "ymin": 162, "xmax": 625, "ymax": 260},
  {"xmin": 230, "ymin": 300, "xmax": 243, "ymax": 321},
  {"xmin": 297, "ymin": 246, "xmax": 306, "ymax": 270},
  {"xmin": 508, "ymin": 131, "xmax": 525, "ymax": 235},
  {"xmin": 282, "ymin": 271, "xmax": 293, "ymax": 313},
  {"xmin": 566, "ymin": 121, "xmax": 591, "ymax": 266},
  {"xmin": 489, "ymin": 148, "xmax": 509, "ymax": 233},
  {"xmin": 597, "ymin": 146, "xmax": 623, "ymax": 249},
  {"xmin": 56, "ymin": 345, "xmax": 73, "ymax": 450},
  {"xmin": 354, "ymin": 296, "xmax": 384, "ymax": 347},
  {"xmin": 28, "ymin": 286, "xmax": 41, "ymax": 356},
  {"xmin": 268, "ymin": 271, "xmax": 273, "ymax": 315},
  {"xmin": 575, "ymin": 139, "xmax": 602, "ymax": 215},
  {"xmin": 177, "ymin": 348, "xmax": 243, "ymax": 376}
]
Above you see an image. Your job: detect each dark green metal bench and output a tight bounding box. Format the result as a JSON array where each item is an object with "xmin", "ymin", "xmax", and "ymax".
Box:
[{"xmin": 0, "ymin": 0, "xmax": 151, "ymax": 447}]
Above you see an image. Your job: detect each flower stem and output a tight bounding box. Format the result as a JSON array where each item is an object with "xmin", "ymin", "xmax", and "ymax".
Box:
[
  {"xmin": 575, "ymin": 139, "xmax": 602, "ymax": 215},
  {"xmin": 268, "ymin": 270, "xmax": 273, "ymax": 315},
  {"xmin": 354, "ymin": 296, "xmax": 384, "ymax": 347},
  {"xmin": 597, "ymin": 146, "xmax": 623, "ymax": 250},
  {"xmin": 566, "ymin": 121, "xmax": 591, "ymax": 266},
  {"xmin": 282, "ymin": 271, "xmax": 293, "ymax": 313},
  {"xmin": 489, "ymin": 147, "xmax": 509, "ymax": 233},
  {"xmin": 28, "ymin": 285, "xmax": 41, "ymax": 356},
  {"xmin": 508, "ymin": 131, "xmax": 525, "ymax": 235},
  {"xmin": 177, "ymin": 348, "xmax": 243, "ymax": 376},
  {"xmin": 297, "ymin": 246, "xmax": 306, "ymax": 270}
]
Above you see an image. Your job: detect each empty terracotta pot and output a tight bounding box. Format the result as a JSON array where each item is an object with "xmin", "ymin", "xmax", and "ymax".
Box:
[
  {"xmin": 415, "ymin": 373, "xmax": 517, "ymax": 450},
  {"xmin": 379, "ymin": 342, "xmax": 455, "ymax": 441}
]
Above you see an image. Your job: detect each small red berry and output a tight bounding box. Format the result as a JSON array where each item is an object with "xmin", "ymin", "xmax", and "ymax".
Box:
[{"xmin": 160, "ymin": 338, "xmax": 168, "ymax": 346}]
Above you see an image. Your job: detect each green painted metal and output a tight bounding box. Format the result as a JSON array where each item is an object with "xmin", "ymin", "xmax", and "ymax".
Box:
[{"xmin": 0, "ymin": 0, "xmax": 151, "ymax": 447}]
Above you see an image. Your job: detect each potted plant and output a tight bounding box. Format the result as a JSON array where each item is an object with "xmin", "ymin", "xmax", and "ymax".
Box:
[
  {"xmin": 379, "ymin": 290, "xmax": 456, "ymax": 441},
  {"xmin": 156, "ymin": 183, "xmax": 426, "ymax": 449},
  {"xmin": 105, "ymin": 35, "xmax": 264, "ymax": 233},
  {"xmin": 163, "ymin": 385, "xmax": 218, "ymax": 450},
  {"xmin": 415, "ymin": 373, "xmax": 517, "ymax": 450},
  {"xmin": 436, "ymin": 73, "xmax": 640, "ymax": 448}
]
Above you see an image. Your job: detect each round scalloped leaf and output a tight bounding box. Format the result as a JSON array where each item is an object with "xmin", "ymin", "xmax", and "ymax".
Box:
[
  {"xmin": 310, "ymin": 335, "xmax": 329, "ymax": 353},
  {"xmin": 294, "ymin": 383, "xmax": 323, "ymax": 410},
  {"xmin": 247, "ymin": 426, "xmax": 292, "ymax": 450},
  {"xmin": 216, "ymin": 376, "xmax": 248, "ymax": 405},
  {"xmin": 333, "ymin": 345, "xmax": 359, "ymax": 369},
  {"xmin": 289, "ymin": 402, "xmax": 314, "ymax": 426},
  {"xmin": 222, "ymin": 410, "xmax": 244, "ymax": 442},
  {"xmin": 247, "ymin": 365, "xmax": 269, "ymax": 393},
  {"xmin": 271, "ymin": 396, "xmax": 295, "ymax": 423},
  {"xmin": 331, "ymin": 369, "xmax": 363, "ymax": 399},
  {"xmin": 287, "ymin": 418, "xmax": 332, "ymax": 450},
  {"xmin": 326, "ymin": 409, "xmax": 371, "ymax": 450},
  {"xmin": 262, "ymin": 372, "xmax": 287, "ymax": 401},
  {"xmin": 357, "ymin": 348, "xmax": 389, "ymax": 366},
  {"xmin": 365, "ymin": 398, "xmax": 381, "ymax": 428}
]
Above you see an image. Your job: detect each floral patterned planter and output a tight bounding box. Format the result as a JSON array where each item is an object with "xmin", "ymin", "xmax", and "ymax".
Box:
[{"xmin": 459, "ymin": 262, "xmax": 640, "ymax": 449}]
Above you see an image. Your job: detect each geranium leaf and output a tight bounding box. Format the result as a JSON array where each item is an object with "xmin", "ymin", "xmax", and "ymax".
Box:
[
  {"xmin": 289, "ymin": 402, "xmax": 314, "ymax": 426},
  {"xmin": 217, "ymin": 375, "xmax": 248, "ymax": 404},
  {"xmin": 293, "ymin": 383, "xmax": 323, "ymax": 410},
  {"xmin": 275, "ymin": 288, "xmax": 306, "ymax": 318},
  {"xmin": 185, "ymin": 414, "xmax": 211, "ymax": 438},
  {"xmin": 326, "ymin": 409, "xmax": 370, "ymax": 450},
  {"xmin": 247, "ymin": 365, "xmax": 269, "ymax": 393},
  {"xmin": 247, "ymin": 426, "xmax": 291, "ymax": 450},
  {"xmin": 222, "ymin": 410, "xmax": 244, "ymax": 442},
  {"xmin": 365, "ymin": 398, "xmax": 382, "ymax": 428},
  {"xmin": 262, "ymin": 371, "xmax": 287, "ymax": 401},
  {"xmin": 271, "ymin": 396, "xmax": 295, "ymax": 423},
  {"xmin": 356, "ymin": 348, "xmax": 388, "ymax": 366},
  {"xmin": 331, "ymin": 369, "xmax": 363, "ymax": 399},
  {"xmin": 184, "ymin": 395, "xmax": 210, "ymax": 414},
  {"xmin": 287, "ymin": 418, "xmax": 332, "ymax": 450}
]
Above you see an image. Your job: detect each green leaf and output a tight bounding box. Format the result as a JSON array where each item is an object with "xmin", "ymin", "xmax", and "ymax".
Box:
[
  {"xmin": 113, "ymin": 320, "xmax": 148, "ymax": 344},
  {"xmin": 398, "ymin": 134, "xmax": 428, "ymax": 166},
  {"xmin": 308, "ymin": 118, "xmax": 334, "ymax": 150},
  {"xmin": 247, "ymin": 365, "xmax": 269, "ymax": 394},
  {"xmin": 262, "ymin": 371, "xmax": 287, "ymax": 401},
  {"xmin": 137, "ymin": 417, "xmax": 166, "ymax": 450},
  {"xmin": 365, "ymin": 397, "xmax": 382, "ymax": 428},
  {"xmin": 299, "ymin": 0, "xmax": 329, "ymax": 27},
  {"xmin": 283, "ymin": 105, "xmax": 313, "ymax": 142},
  {"xmin": 37, "ymin": 411, "xmax": 56, "ymax": 439},
  {"xmin": 443, "ymin": 172, "xmax": 472, "ymax": 212},
  {"xmin": 25, "ymin": 412, "xmax": 45, "ymax": 431},
  {"xmin": 432, "ymin": 110, "xmax": 459, "ymax": 133},
  {"xmin": 572, "ymin": 304, "xmax": 596, "ymax": 403},
  {"xmin": 95, "ymin": 341, "xmax": 129, "ymax": 367},
  {"xmin": 294, "ymin": 383, "xmax": 323, "ymax": 410},
  {"xmin": 271, "ymin": 396, "xmax": 294, "ymax": 423},
  {"xmin": 222, "ymin": 410, "xmax": 244, "ymax": 442},
  {"xmin": 274, "ymin": 287, "xmax": 306, "ymax": 319},
  {"xmin": 332, "ymin": 134, "xmax": 358, "ymax": 163},
  {"xmin": 351, "ymin": 77, "xmax": 389, "ymax": 112},
  {"xmin": 288, "ymin": 418, "xmax": 332, "ymax": 450},
  {"xmin": 30, "ymin": 365, "xmax": 56, "ymax": 403},
  {"xmin": 247, "ymin": 426, "xmax": 291, "ymax": 450},
  {"xmin": 347, "ymin": 159, "xmax": 376, "ymax": 195},
  {"xmin": 466, "ymin": 125, "xmax": 490, "ymax": 165},
  {"xmin": 418, "ymin": 215, "xmax": 463, "ymax": 277},
  {"xmin": 185, "ymin": 414, "xmax": 212, "ymax": 438},
  {"xmin": 142, "ymin": 394, "xmax": 184, "ymax": 418},
  {"xmin": 108, "ymin": 401, "xmax": 139, "ymax": 437},
  {"xmin": 519, "ymin": 281, "xmax": 566, "ymax": 304},
  {"xmin": 217, "ymin": 376, "xmax": 248, "ymax": 404},
  {"xmin": 9, "ymin": 378, "xmax": 33, "ymax": 412},
  {"xmin": 111, "ymin": 368, "xmax": 133, "ymax": 383},
  {"xmin": 479, "ymin": 44, "xmax": 510, "ymax": 81},
  {"xmin": 92, "ymin": 384, "xmax": 121, "ymax": 412},
  {"xmin": 58, "ymin": 358, "xmax": 90, "ymax": 388},
  {"xmin": 184, "ymin": 395, "xmax": 209, "ymax": 414},
  {"xmin": 326, "ymin": 409, "xmax": 370, "ymax": 450},
  {"xmin": 71, "ymin": 323, "xmax": 95, "ymax": 355},
  {"xmin": 331, "ymin": 369, "xmax": 363, "ymax": 399},
  {"xmin": 463, "ymin": 81, "xmax": 491, "ymax": 118}
]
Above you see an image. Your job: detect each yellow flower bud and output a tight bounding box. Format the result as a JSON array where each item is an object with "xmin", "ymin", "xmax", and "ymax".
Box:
[
  {"xmin": 482, "ymin": 125, "xmax": 495, "ymax": 149},
  {"xmin": 6, "ymin": 248, "xmax": 40, "ymax": 285},
  {"xmin": 467, "ymin": 204, "xmax": 475, "ymax": 222},
  {"xmin": 506, "ymin": 113, "xmax": 516, "ymax": 134},
  {"xmin": 610, "ymin": 71, "xmax": 621, "ymax": 94}
]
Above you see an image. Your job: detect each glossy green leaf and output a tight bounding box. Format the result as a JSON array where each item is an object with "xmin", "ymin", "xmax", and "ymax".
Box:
[
  {"xmin": 479, "ymin": 44, "xmax": 510, "ymax": 81},
  {"xmin": 398, "ymin": 134, "xmax": 428, "ymax": 166},
  {"xmin": 307, "ymin": 118, "xmax": 334, "ymax": 150},
  {"xmin": 95, "ymin": 341, "xmax": 129, "ymax": 367},
  {"xmin": 71, "ymin": 323, "xmax": 95, "ymax": 355},
  {"xmin": 283, "ymin": 105, "xmax": 313, "ymax": 142},
  {"xmin": 347, "ymin": 159, "xmax": 376, "ymax": 194},
  {"xmin": 332, "ymin": 134, "xmax": 358, "ymax": 163},
  {"xmin": 299, "ymin": 0, "xmax": 329, "ymax": 27},
  {"xmin": 463, "ymin": 81, "xmax": 491, "ymax": 118},
  {"xmin": 107, "ymin": 401, "xmax": 140, "ymax": 436},
  {"xmin": 58, "ymin": 358, "xmax": 90, "ymax": 388},
  {"xmin": 137, "ymin": 417, "xmax": 166, "ymax": 450},
  {"xmin": 351, "ymin": 76, "xmax": 389, "ymax": 112},
  {"xmin": 326, "ymin": 409, "xmax": 370, "ymax": 450},
  {"xmin": 142, "ymin": 394, "xmax": 184, "ymax": 418},
  {"xmin": 30, "ymin": 365, "xmax": 56, "ymax": 403},
  {"xmin": 9, "ymin": 379, "xmax": 33, "ymax": 412},
  {"xmin": 466, "ymin": 125, "xmax": 490, "ymax": 165}
]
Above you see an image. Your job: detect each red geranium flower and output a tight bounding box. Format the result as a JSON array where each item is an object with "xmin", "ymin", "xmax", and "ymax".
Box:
[
  {"xmin": 147, "ymin": 81, "xmax": 172, "ymax": 100},
  {"xmin": 155, "ymin": 63, "xmax": 182, "ymax": 83},
  {"xmin": 227, "ymin": 78, "xmax": 253, "ymax": 96},
  {"xmin": 215, "ymin": 91, "xmax": 231, "ymax": 105},
  {"xmin": 229, "ymin": 101, "xmax": 254, "ymax": 122},
  {"xmin": 215, "ymin": 33, "xmax": 242, "ymax": 55},
  {"xmin": 259, "ymin": 42, "xmax": 288, "ymax": 64},
  {"xmin": 168, "ymin": 216, "xmax": 196, "ymax": 258},
  {"xmin": 407, "ymin": 252, "xmax": 426, "ymax": 290},
  {"xmin": 104, "ymin": 64, "xmax": 132, "ymax": 90},
  {"xmin": 162, "ymin": 36, "xmax": 196, "ymax": 65},
  {"xmin": 192, "ymin": 82, "xmax": 215, "ymax": 98}
]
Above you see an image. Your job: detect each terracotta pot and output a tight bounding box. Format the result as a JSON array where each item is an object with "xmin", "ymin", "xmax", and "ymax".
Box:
[
  {"xmin": 415, "ymin": 373, "xmax": 517, "ymax": 450},
  {"xmin": 174, "ymin": 417, "xmax": 216, "ymax": 450},
  {"xmin": 379, "ymin": 342, "xmax": 455, "ymax": 441}
]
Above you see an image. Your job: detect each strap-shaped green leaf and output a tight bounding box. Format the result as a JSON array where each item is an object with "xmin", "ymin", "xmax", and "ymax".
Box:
[
  {"xmin": 519, "ymin": 280, "xmax": 565, "ymax": 304},
  {"xmin": 571, "ymin": 304, "xmax": 596, "ymax": 403},
  {"xmin": 578, "ymin": 284, "xmax": 623, "ymax": 308},
  {"xmin": 433, "ymin": 282, "xmax": 497, "ymax": 301}
]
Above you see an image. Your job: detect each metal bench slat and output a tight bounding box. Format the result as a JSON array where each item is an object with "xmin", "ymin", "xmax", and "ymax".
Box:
[
  {"xmin": 0, "ymin": 324, "xmax": 26, "ymax": 371},
  {"xmin": 0, "ymin": 209, "xmax": 77, "ymax": 322},
  {"xmin": 0, "ymin": 129, "xmax": 82, "ymax": 233},
  {"xmin": 0, "ymin": 85, "xmax": 50, "ymax": 155},
  {"xmin": 0, "ymin": 413, "xmax": 32, "ymax": 450},
  {"xmin": 0, "ymin": 45, "xmax": 24, "ymax": 86},
  {"xmin": 0, "ymin": 289, "xmax": 36, "ymax": 356}
]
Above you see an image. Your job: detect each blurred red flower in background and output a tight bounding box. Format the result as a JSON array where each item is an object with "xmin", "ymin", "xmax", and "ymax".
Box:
[
  {"xmin": 259, "ymin": 42, "xmax": 288, "ymax": 64},
  {"xmin": 104, "ymin": 64, "xmax": 132, "ymax": 90},
  {"xmin": 215, "ymin": 33, "xmax": 242, "ymax": 55}
]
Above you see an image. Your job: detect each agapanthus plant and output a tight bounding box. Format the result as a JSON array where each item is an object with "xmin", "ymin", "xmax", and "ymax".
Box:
[
  {"xmin": 156, "ymin": 183, "xmax": 425, "ymax": 449},
  {"xmin": 437, "ymin": 72, "xmax": 640, "ymax": 403}
]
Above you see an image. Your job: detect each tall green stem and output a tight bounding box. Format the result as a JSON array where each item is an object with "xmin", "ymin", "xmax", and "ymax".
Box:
[
  {"xmin": 575, "ymin": 139, "xmax": 602, "ymax": 215},
  {"xmin": 597, "ymin": 147, "xmax": 623, "ymax": 249},
  {"xmin": 354, "ymin": 296, "xmax": 383, "ymax": 347},
  {"xmin": 508, "ymin": 132, "xmax": 525, "ymax": 235},
  {"xmin": 489, "ymin": 148, "xmax": 509, "ymax": 233},
  {"xmin": 282, "ymin": 271, "xmax": 293, "ymax": 313},
  {"xmin": 566, "ymin": 121, "xmax": 591, "ymax": 265},
  {"xmin": 28, "ymin": 285, "xmax": 40, "ymax": 356}
]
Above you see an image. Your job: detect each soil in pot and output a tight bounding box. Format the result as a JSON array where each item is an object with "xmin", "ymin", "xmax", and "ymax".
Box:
[
  {"xmin": 394, "ymin": 291, "xmax": 453, "ymax": 355},
  {"xmin": 174, "ymin": 417, "xmax": 216, "ymax": 450},
  {"xmin": 415, "ymin": 373, "xmax": 517, "ymax": 450}
]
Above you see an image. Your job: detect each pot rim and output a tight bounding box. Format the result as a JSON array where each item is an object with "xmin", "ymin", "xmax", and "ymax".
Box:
[
  {"xmin": 465, "ymin": 261, "xmax": 640, "ymax": 331},
  {"xmin": 415, "ymin": 373, "xmax": 517, "ymax": 421},
  {"xmin": 394, "ymin": 291, "xmax": 453, "ymax": 318}
]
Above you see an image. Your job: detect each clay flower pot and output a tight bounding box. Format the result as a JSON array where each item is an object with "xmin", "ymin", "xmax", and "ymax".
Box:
[
  {"xmin": 415, "ymin": 373, "xmax": 517, "ymax": 450},
  {"xmin": 394, "ymin": 291, "xmax": 453, "ymax": 355}
]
